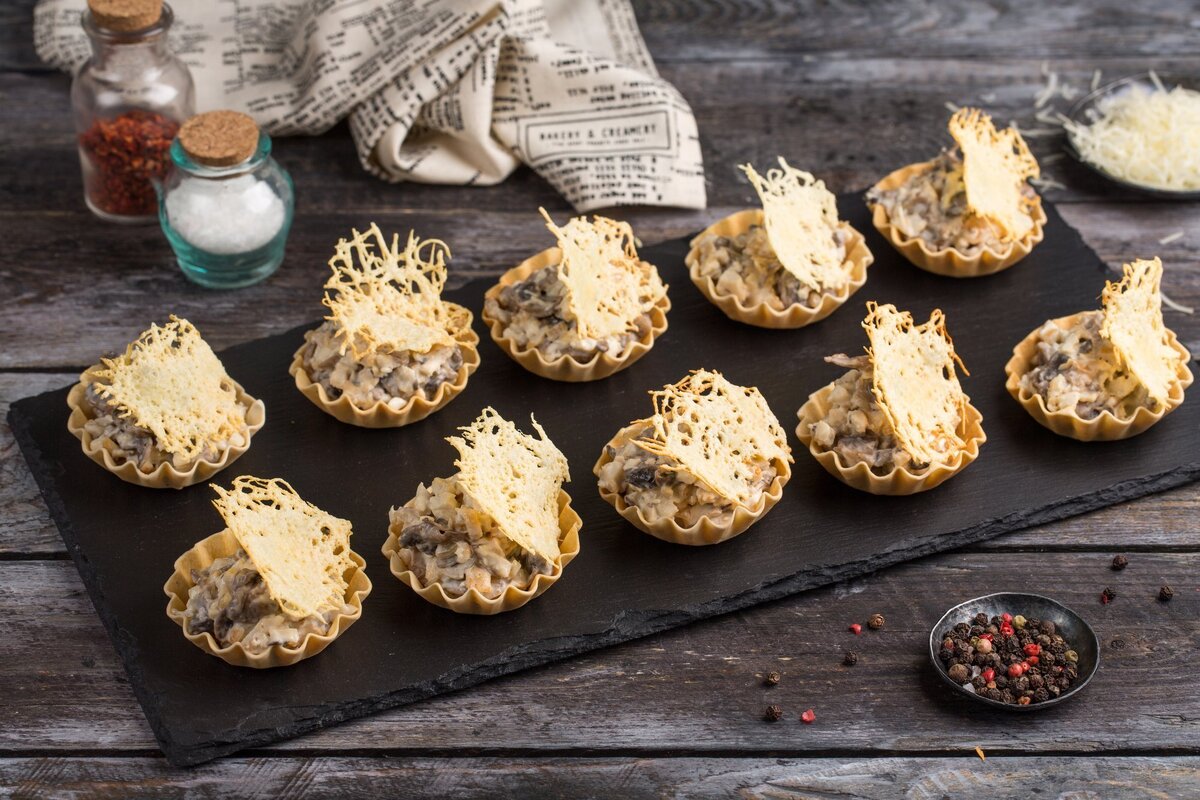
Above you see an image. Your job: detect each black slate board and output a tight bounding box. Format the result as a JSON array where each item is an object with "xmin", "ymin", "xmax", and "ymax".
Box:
[{"xmin": 11, "ymin": 195, "xmax": 1200, "ymax": 766}]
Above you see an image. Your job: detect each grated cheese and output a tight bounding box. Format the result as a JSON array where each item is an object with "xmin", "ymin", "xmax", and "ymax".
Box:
[
  {"xmin": 323, "ymin": 224, "xmax": 464, "ymax": 359},
  {"xmin": 1101, "ymin": 257, "xmax": 1186, "ymax": 402},
  {"xmin": 863, "ymin": 303, "xmax": 968, "ymax": 466},
  {"xmin": 449, "ymin": 407, "xmax": 570, "ymax": 562},
  {"xmin": 212, "ymin": 477, "xmax": 354, "ymax": 620},
  {"xmin": 638, "ymin": 369, "xmax": 790, "ymax": 507},
  {"xmin": 1062, "ymin": 81, "xmax": 1200, "ymax": 191},
  {"xmin": 740, "ymin": 158, "xmax": 849, "ymax": 291},
  {"xmin": 539, "ymin": 208, "xmax": 667, "ymax": 341}
]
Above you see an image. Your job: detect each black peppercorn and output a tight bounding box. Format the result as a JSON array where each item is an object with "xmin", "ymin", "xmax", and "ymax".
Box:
[
  {"xmin": 1040, "ymin": 620, "xmax": 1056, "ymax": 636},
  {"xmin": 1159, "ymin": 585, "xmax": 1174, "ymax": 602},
  {"xmin": 974, "ymin": 612, "xmax": 989, "ymax": 626},
  {"xmin": 1100, "ymin": 587, "xmax": 1116, "ymax": 605},
  {"xmin": 868, "ymin": 613, "xmax": 885, "ymax": 630},
  {"xmin": 764, "ymin": 671, "xmax": 781, "ymax": 686},
  {"xmin": 764, "ymin": 704, "xmax": 782, "ymax": 722},
  {"xmin": 1111, "ymin": 554, "xmax": 1129, "ymax": 571},
  {"xmin": 843, "ymin": 651, "xmax": 858, "ymax": 666}
]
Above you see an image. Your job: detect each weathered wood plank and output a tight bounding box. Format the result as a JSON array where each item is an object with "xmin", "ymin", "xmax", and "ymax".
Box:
[
  {"xmin": 2, "ymin": 755, "xmax": 1199, "ymax": 799},
  {"xmin": 2, "ymin": 553, "xmax": 1195, "ymax": 754},
  {"xmin": 4, "ymin": 373, "xmax": 1200, "ymax": 556}
]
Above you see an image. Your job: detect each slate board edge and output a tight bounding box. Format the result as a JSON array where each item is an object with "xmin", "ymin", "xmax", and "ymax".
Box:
[{"xmin": 11, "ymin": 382, "xmax": 1200, "ymax": 766}]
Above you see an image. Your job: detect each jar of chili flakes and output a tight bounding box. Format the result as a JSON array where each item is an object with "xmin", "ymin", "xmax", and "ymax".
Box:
[{"xmin": 70, "ymin": 0, "xmax": 194, "ymax": 223}]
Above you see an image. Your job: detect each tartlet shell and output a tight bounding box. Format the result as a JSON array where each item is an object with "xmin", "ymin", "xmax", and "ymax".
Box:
[
  {"xmin": 867, "ymin": 160, "xmax": 1046, "ymax": 278},
  {"xmin": 684, "ymin": 208, "xmax": 874, "ymax": 329},
  {"xmin": 795, "ymin": 384, "xmax": 986, "ymax": 495},
  {"xmin": 1003, "ymin": 312, "xmax": 1193, "ymax": 441},
  {"xmin": 481, "ymin": 248, "xmax": 670, "ymax": 382},
  {"xmin": 289, "ymin": 304, "xmax": 480, "ymax": 428},
  {"xmin": 382, "ymin": 489, "xmax": 582, "ymax": 615},
  {"xmin": 66, "ymin": 371, "xmax": 265, "ymax": 490},
  {"xmin": 593, "ymin": 420, "xmax": 793, "ymax": 545},
  {"xmin": 163, "ymin": 529, "xmax": 372, "ymax": 669}
]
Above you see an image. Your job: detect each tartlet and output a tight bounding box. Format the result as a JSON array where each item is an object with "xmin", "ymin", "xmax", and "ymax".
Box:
[
  {"xmin": 796, "ymin": 303, "xmax": 986, "ymax": 495},
  {"xmin": 164, "ymin": 477, "xmax": 371, "ymax": 668},
  {"xmin": 66, "ymin": 316, "xmax": 265, "ymax": 489},
  {"xmin": 482, "ymin": 209, "xmax": 669, "ymax": 382},
  {"xmin": 382, "ymin": 407, "xmax": 580, "ymax": 614},
  {"xmin": 866, "ymin": 107, "xmax": 1045, "ymax": 277},
  {"xmin": 686, "ymin": 159, "xmax": 873, "ymax": 328},
  {"xmin": 291, "ymin": 223, "xmax": 479, "ymax": 427},
  {"xmin": 594, "ymin": 369, "xmax": 793, "ymax": 545},
  {"xmin": 1005, "ymin": 257, "xmax": 1192, "ymax": 441}
]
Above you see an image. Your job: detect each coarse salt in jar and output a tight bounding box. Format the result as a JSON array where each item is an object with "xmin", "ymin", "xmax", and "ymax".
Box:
[
  {"xmin": 159, "ymin": 110, "xmax": 294, "ymax": 289},
  {"xmin": 71, "ymin": 0, "xmax": 194, "ymax": 223}
]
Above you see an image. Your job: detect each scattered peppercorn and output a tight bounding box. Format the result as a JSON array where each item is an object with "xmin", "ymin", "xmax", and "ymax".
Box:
[
  {"xmin": 764, "ymin": 704, "xmax": 783, "ymax": 722},
  {"xmin": 1100, "ymin": 587, "xmax": 1115, "ymax": 605},
  {"xmin": 1159, "ymin": 585, "xmax": 1174, "ymax": 602},
  {"xmin": 849, "ymin": 623, "xmax": 862, "ymax": 635},
  {"xmin": 868, "ymin": 613, "xmax": 885, "ymax": 630},
  {"xmin": 843, "ymin": 651, "xmax": 858, "ymax": 666},
  {"xmin": 1111, "ymin": 554, "xmax": 1129, "ymax": 571},
  {"xmin": 800, "ymin": 708, "xmax": 816, "ymax": 724},
  {"xmin": 764, "ymin": 671, "xmax": 781, "ymax": 686}
]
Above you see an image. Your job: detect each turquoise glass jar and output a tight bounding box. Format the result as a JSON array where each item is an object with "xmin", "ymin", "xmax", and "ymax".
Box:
[{"xmin": 158, "ymin": 112, "xmax": 293, "ymax": 289}]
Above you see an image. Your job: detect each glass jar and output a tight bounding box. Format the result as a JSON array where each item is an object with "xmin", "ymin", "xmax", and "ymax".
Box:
[
  {"xmin": 70, "ymin": 0, "xmax": 194, "ymax": 223},
  {"xmin": 158, "ymin": 114, "xmax": 295, "ymax": 289}
]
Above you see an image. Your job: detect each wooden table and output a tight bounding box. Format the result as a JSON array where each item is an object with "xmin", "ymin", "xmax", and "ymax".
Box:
[{"xmin": 3, "ymin": 1, "xmax": 1198, "ymax": 795}]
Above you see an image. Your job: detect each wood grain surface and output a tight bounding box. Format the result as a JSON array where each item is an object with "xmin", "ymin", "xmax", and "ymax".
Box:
[{"xmin": 2, "ymin": 0, "xmax": 1198, "ymax": 796}]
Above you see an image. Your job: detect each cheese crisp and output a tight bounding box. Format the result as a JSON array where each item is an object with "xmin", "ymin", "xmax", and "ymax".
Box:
[
  {"xmin": 541, "ymin": 208, "xmax": 667, "ymax": 341},
  {"xmin": 864, "ymin": 303, "xmax": 968, "ymax": 466},
  {"xmin": 211, "ymin": 477, "xmax": 354, "ymax": 620},
  {"xmin": 449, "ymin": 407, "xmax": 571, "ymax": 561},
  {"xmin": 949, "ymin": 108, "xmax": 1041, "ymax": 241},
  {"xmin": 90, "ymin": 316, "xmax": 249, "ymax": 462},
  {"xmin": 741, "ymin": 158, "xmax": 849, "ymax": 291},
  {"xmin": 641, "ymin": 370, "xmax": 790, "ymax": 506},
  {"xmin": 1101, "ymin": 257, "xmax": 1185, "ymax": 404},
  {"xmin": 323, "ymin": 224, "xmax": 464, "ymax": 358}
]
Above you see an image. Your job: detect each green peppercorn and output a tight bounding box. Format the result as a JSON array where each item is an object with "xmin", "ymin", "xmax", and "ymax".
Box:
[
  {"xmin": 1013, "ymin": 615, "xmax": 1027, "ymax": 630},
  {"xmin": 1065, "ymin": 650, "xmax": 1079, "ymax": 663}
]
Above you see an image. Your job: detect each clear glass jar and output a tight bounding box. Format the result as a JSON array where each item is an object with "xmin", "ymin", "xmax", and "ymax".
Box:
[
  {"xmin": 158, "ymin": 131, "xmax": 295, "ymax": 289},
  {"xmin": 70, "ymin": 2, "xmax": 194, "ymax": 223}
]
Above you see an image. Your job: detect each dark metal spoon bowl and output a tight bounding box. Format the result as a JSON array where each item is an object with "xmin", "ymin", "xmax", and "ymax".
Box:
[
  {"xmin": 1062, "ymin": 71, "xmax": 1200, "ymax": 200},
  {"xmin": 928, "ymin": 592, "xmax": 1099, "ymax": 711}
]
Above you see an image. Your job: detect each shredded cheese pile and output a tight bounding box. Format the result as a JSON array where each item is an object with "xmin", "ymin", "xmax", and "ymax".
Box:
[
  {"xmin": 212, "ymin": 476, "xmax": 354, "ymax": 620},
  {"xmin": 1101, "ymin": 257, "xmax": 1185, "ymax": 404},
  {"xmin": 449, "ymin": 407, "xmax": 570, "ymax": 562},
  {"xmin": 740, "ymin": 158, "xmax": 848, "ymax": 290},
  {"xmin": 948, "ymin": 108, "xmax": 1040, "ymax": 240},
  {"xmin": 864, "ymin": 303, "xmax": 968, "ymax": 466},
  {"xmin": 323, "ymin": 224, "xmax": 465, "ymax": 359},
  {"xmin": 540, "ymin": 208, "xmax": 667, "ymax": 340}
]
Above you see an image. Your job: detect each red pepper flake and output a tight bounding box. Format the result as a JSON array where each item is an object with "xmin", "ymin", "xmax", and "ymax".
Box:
[
  {"xmin": 1100, "ymin": 587, "xmax": 1115, "ymax": 605},
  {"xmin": 800, "ymin": 708, "xmax": 816, "ymax": 724},
  {"xmin": 849, "ymin": 623, "xmax": 862, "ymax": 635},
  {"xmin": 79, "ymin": 110, "xmax": 179, "ymax": 217}
]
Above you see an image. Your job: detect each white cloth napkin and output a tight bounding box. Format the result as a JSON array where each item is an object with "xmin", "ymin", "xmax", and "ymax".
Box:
[{"xmin": 35, "ymin": 0, "xmax": 706, "ymax": 211}]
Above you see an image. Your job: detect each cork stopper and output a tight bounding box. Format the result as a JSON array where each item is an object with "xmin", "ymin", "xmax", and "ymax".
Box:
[
  {"xmin": 87, "ymin": 0, "xmax": 163, "ymax": 32},
  {"xmin": 178, "ymin": 111, "xmax": 260, "ymax": 167}
]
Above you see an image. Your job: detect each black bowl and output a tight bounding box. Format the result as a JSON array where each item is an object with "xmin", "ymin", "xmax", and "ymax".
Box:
[
  {"xmin": 928, "ymin": 592, "xmax": 1099, "ymax": 711},
  {"xmin": 1062, "ymin": 72, "xmax": 1200, "ymax": 200}
]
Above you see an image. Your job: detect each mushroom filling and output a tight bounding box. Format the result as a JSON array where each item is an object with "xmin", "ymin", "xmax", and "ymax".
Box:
[
  {"xmin": 184, "ymin": 549, "xmax": 350, "ymax": 654},
  {"xmin": 390, "ymin": 476, "xmax": 553, "ymax": 599},
  {"xmin": 82, "ymin": 380, "xmax": 251, "ymax": 473},
  {"xmin": 300, "ymin": 321, "xmax": 464, "ymax": 410},
  {"xmin": 485, "ymin": 264, "xmax": 653, "ymax": 361},
  {"xmin": 867, "ymin": 151, "xmax": 1037, "ymax": 255},
  {"xmin": 691, "ymin": 224, "xmax": 848, "ymax": 310},
  {"xmin": 597, "ymin": 425, "xmax": 777, "ymax": 527},
  {"xmin": 1018, "ymin": 310, "xmax": 1153, "ymax": 419},
  {"xmin": 808, "ymin": 354, "xmax": 932, "ymax": 475}
]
